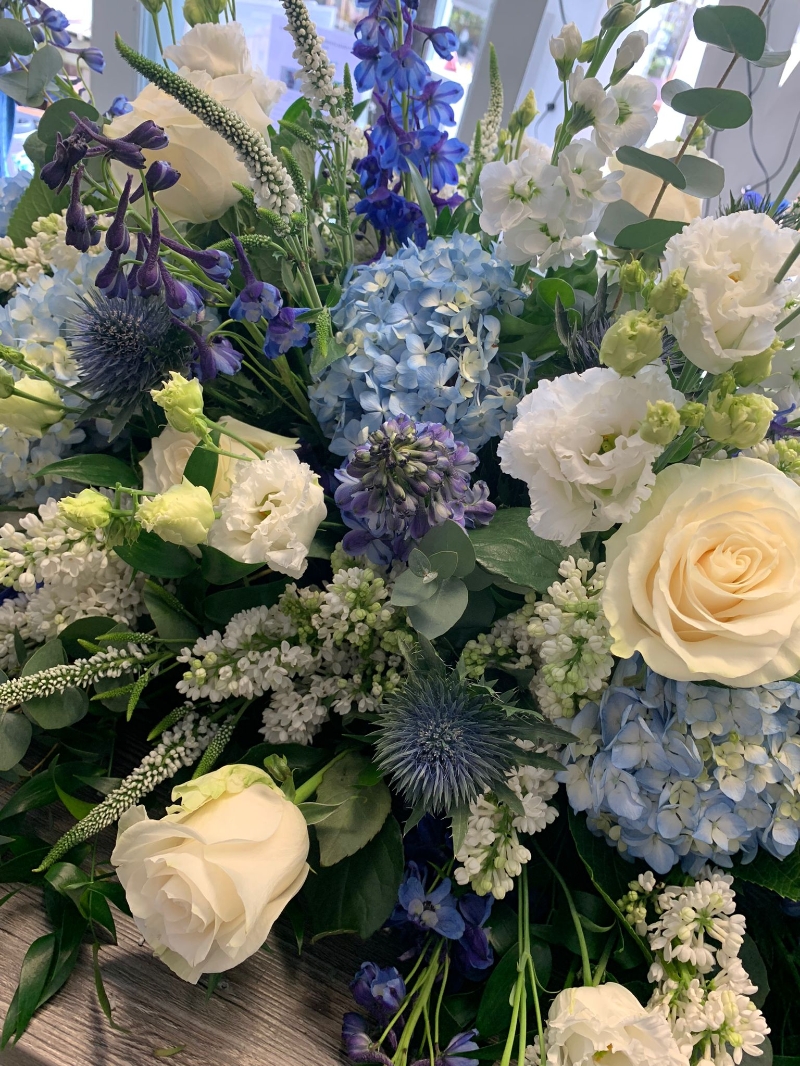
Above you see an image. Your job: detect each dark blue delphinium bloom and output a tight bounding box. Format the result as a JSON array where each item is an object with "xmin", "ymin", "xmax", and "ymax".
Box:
[
  {"xmin": 79, "ymin": 47, "xmax": 104, "ymax": 73},
  {"xmin": 434, "ymin": 1031, "xmax": 479, "ymax": 1066},
  {"xmin": 131, "ymin": 160, "xmax": 181, "ymax": 203},
  {"xmin": 40, "ymin": 6, "xmax": 69, "ymax": 31},
  {"xmin": 105, "ymin": 174, "xmax": 132, "ymax": 254},
  {"xmin": 425, "ymin": 133, "xmax": 469, "ymax": 190},
  {"xmin": 160, "ymin": 264, "xmax": 204, "ymax": 320},
  {"xmin": 65, "ymin": 166, "xmax": 98, "ymax": 252},
  {"xmin": 353, "ymin": 40, "xmax": 382, "ymax": 92},
  {"xmin": 342, "ymin": 1013, "xmax": 393, "ymax": 1065},
  {"xmin": 107, "ymin": 95, "xmax": 133, "ymax": 118},
  {"xmin": 375, "ymin": 662, "xmax": 520, "ymax": 813},
  {"xmin": 68, "ymin": 292, "xmax": 192, "ymax": 410},
  {"xmin": 334, "ymin": 415, "xmax": 494, "ymax": 565},
  {"xmin": 95, "ymin": 249, "xmax": 128, "ymax": 299},
  {"xmin": 41, "ymin": 130, "xmax": 89, "ymax": 192},
  {"xmin": 351, "ymin": 963, "xmax": 406, "ymax": 1020},
  {"xmin": 452, "ymin": 894, "xmax": 494, "ymax": 980},
  {"xmin": 263, "ymin": 306, "xmax": 309, "ymax": 359},
  {"xmin": 412, "ymin": 79, "xmax": 463, "ymax": 128},
  {"xmin": 229, "ymin": 234, "xmax": 282, "ymax": 323},
  {"xmin": 134, "ymin": 210, "xmax": 162, "ymax": 297},
  {"xmin": 160, "ymin": 236, "xmax": 233, "ymax": 282},
  {"xmin": 176, "ymin": 323, "xmax": 243, "ymax": 381},
  {"xmin": 354, "ymin": 190, "xmax": 427, "ymax": 252},
  {"xmin": 417, "ymin": 24, "xmax": 458, "ymax": 60},
  {"xmin": 396, "ymin": 866, "xmax": 465, "ymax": 939}
]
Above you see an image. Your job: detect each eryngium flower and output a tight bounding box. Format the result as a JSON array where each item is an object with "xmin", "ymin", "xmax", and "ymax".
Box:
[
  {"xmin": 68, "ymin": 291, "xmax": 193, "ymax": 410},
  {"xmin": 375, "ymin": 665, "xmax": 520, "ymax": 813},
  {"xmin": 335, "ymin": 415, "xmax": 494, "ymax": 565}
]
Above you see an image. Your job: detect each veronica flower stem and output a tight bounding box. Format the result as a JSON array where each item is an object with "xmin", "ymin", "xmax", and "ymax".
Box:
[{"xmin": 535, "ymin": 843, "xmax": 592, "ymax": 985}]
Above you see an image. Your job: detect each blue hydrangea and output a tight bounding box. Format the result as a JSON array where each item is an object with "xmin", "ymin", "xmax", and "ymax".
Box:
[
  {"xmin": 560, "ymin": 656, "xmax": 800, "ymax": 875},
  {"xmin": 0, "ymin": 172, "xmax": 31, "ymax": 238},
  {"xmin": 309, "ymin": 232, "xmax": 526, "ymax": 455}
]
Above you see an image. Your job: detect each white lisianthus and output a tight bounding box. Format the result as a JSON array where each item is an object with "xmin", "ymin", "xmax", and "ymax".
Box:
[
  {"xmin": 208, "ymin": 448, "xmax": 326, "ymax": 577},
  {"xmin": 150, "ymin": 372, "xmax": 204, "ymax": 434},
  {"xmin": 569, "ymin": 68, "xmax": 619, "ymax": 156},
  {"xmin": 107, "ymin": 23, "xmax": 284, "ymax": 223},
  {"xmin": 479, "ymin": 146, "xmax": 565, "ymax": 235},
  {"xmin": 536, "ymin": 985, "xmax": 687, "ymax": 1066},
  {"xmin": 603, "ymin": 456, "xmax": 800, "ymax": 686},
  {"xmin": 611, "ymin": 140, "xmax": 705, "ymax": 223},
  {"xmin": 663, "ymin": 212, "xmax": 800, "ymax": 373},
  {"xmin": 135, "ymin": 480, "xmax": 216, "ymax": 547},
  {"xmin": 497, "ymin": 364, "xmax": 682, "ymax": 545},
  {"xmin": 607, "ymin": 75, "xmax": 658, "ymax": 149},
  {"xmin": 140, "ymin": 418, "xmax": 299, "ymax": 500},
  {"xmin": 111, "ymin": 764, "xmax": 309, "ymax": 984}
]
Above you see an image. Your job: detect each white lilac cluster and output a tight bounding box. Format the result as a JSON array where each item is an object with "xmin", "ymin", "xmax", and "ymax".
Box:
[
  {"xmin": 0, "ymin": 171, "xmax": 31, "ymax": 239},
  {"xmin": 0, "ymin": 211, "xmax": 105, "ymax": 294},
  {"xmin": 176, "ymin": 566, "xmax": 412, "ymax": 744},
  {"xmin": 622, "ymin": 869, "xmax": 769, "ymax": 1066},
  {"xmin": 454, "ymin": 753, "xmax": 559, "ymax": 899},
  {"xmin": 561, "ymin": 656, "xmax": 800, "ymax": 874},
  {"xmin": 0, "ymin": 499, "xmax": 146, "ymax": 669},
  {"xmin": 463, "ymin": 557, "xmax": 613, "ymax": 721},
  {"xmin": 309, "ymin": 231, "xmax": 526, "ymax": 455}
]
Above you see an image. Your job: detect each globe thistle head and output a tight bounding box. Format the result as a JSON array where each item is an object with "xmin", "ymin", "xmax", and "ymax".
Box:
[
  {"xmin": 375, "ymin": 663, "xmax": 520, "ymax": 814},
  {"xmin": 68, "ymin": 291, "xmax": 193, "ymax": 412}
]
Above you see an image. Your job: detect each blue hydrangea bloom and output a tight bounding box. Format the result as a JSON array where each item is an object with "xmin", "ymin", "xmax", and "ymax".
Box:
[
  {"xmin": 0, "ymin": 171, "xmax": 31, "ymax": 237},
  {"xmin": 559, "ymin": 656, "xmax": 800, "ymax": 875},
  {"xmin": 310, "ymin": 232, "xmax": 526, "ymax": 455}
]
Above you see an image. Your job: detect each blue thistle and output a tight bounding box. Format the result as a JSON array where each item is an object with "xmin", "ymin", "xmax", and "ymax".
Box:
[
  {"xmin": 68, "ymin": 291, "xmax": 193, "ymax": 412},
  {"xmin": 375, "ymin": 663, "xmax": 520, "ymax": 813}
]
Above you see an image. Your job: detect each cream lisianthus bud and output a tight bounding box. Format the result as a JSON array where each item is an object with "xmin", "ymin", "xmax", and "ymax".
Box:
[
  {"xmin": 135, "ymin": 479, "xmax": 216, "ymax": 546},
  {"xmin": 0, "ymin": 376, "xmax": 63, "ymax": 437},
  {"xmin": 58, "ymin": 489, "xmax": 114, "ymax": 532},
  {"xmin": 732, "ymin": 338, "xmax": 783, "ymax": 387},
  {"xmin": 0, "ymin": 367, "xmax": 14, "ymax": 399},
  {"xmin": 150, "ymin": 372, "xmax": 205, "ymax": 434},
  {"xmin": 619, "ymin": 260, "xmax": 647, "ymax": 293},
  {"xmin": 599, "ymin": 310, "xmax": 663, "ymax": 375},
  {"xmin": 549, "ymin": 23, "xmax": 582, "ymax": 78},
  {"xmin": 604, "ymin": 1, "xmax": 640, "ymax": 29},
  {"xmin": 639, "ymin": 400, "xmax": 680, "ymax": 446},
  {"xmin": 111, "ymin": 764, "xmax": 309, "ymax": 984},
  {"xmin": 649, "ymin": 269, "xmax": 688, "ymax": 315},
  {"xmin": 679, "ymin": 401, "xmax": 705, "ymax": 428},
  {"xmin": 704, "ymin": 388, "xmax": 777, "ymax": 450}
]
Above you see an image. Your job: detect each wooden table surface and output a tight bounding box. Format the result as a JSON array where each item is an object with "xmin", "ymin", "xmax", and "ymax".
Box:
[{"xmin": 0, "ymin": 781, "xmax": 381, "ymax": 1066}]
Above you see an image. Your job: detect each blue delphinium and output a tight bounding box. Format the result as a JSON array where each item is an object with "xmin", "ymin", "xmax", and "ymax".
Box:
[
  {"xmin": 350, "ymin": 962, "xmax": 406, "ymax": 1021},
  {"xmin": 309, "ymin": 231, "xmax": 526, "ymax": 454},
  {"xmin": 334, "ymin": 415, "xmax": 494, "ymax": 566},
  {"xmin": 0, "ymin": 172, "xmax": 32, "ymax": 238},
  {"xmin": 560, "ymin": 655, "xmax": 800, "ymax": 875},
  {"xmin": 396, "ymin": 865, "xmax": 465, "ymax": 939}
]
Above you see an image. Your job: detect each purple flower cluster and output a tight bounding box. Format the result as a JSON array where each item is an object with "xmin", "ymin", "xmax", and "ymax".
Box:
[
  {"xmin": 228, "ymin": 235, "xmax": 310, "ymax": 360},
  {"xmin": 334, "ymin": 415, "xmax": 494, "ymax": 565},
  {"xmin": 41, "ymin": 112, "xmax": 168, "ymax": 194},
  {"xmin": 352, "ymin": 0, "xmax": 468, "ymax": 252}
]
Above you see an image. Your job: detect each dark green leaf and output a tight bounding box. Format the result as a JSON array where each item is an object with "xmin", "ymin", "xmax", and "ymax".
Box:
[
  {"xmin": 37, "ymin": 454, "xmax": 139, "ymax": 488},
  {"xmin": 740, "ymin": 935, "xmax": 769, "ymax": 1008},
  {"xmin": 407, "ymin": 161, "xmax": 436, "ymax": 233},
  {"xmin": 22, "ymin": 639, "xmax": 88, "ymax": 730},
  {"xmin": 660, "ymin": 78, "xmax": 693, "ymax": 106},
  {"xmin": 315, "ymin": 751, "xmax": 392, "ymax": 866},
  {"xmin": 752, "ymin": 47, "xmax": 791, "ymax": 68},
  {"xmin": 677, "ymin": 154, "xmax": 725, "ymax": 198},
  {"xmin": 4, "ymin": 933, "xmax": 56, "ymax": 1044},
  {"xmin": 37, "ymin": 99, "xmax": 98, "ymax": 145},
  {"xmin": 198, "ymin": 544, "xmax": 260, "ymax": 585},
  {"xmin": 305, "ymin": 815, "xmax": 404, "ymax": 939},
  {"xmin": 0, "ymin": 835, "xmax": 49, "ymax": 883},
  {"xmin": 0, "ymin": 712, "xmax": 32, "ymax": 772},
  {"xmin": 6, "ymin": 177, "xmax": 69, "ymax": 245},
  {"xmin": 693, "ymin": 5, "xmax": 766, "ymax": 61},
  {"xmin": 595, "ymin": 199, "xmax": 646, "ymax": 247},
  {"xmin": 52, "ymin": 764, "xmax": 95, "ymax": 820},
  {"xmin": 615, "ymin": 145, "xmax": 686, "ymax": 189},
  {"xmin": 204, "ymin": 579, "xmax": 288, "ymax": 626},
  {"xmin": 615, "ymin": 218, "xmax": 687, "ymax": 255},
  {"xmin": 25, "ymin": 44, "xmax": 63, "ymax": 105},
  {"xmin": 476, "ymin": 940, "xmax": 551, "ymax": 1038},
  {"xmin": 57, "ymin": 617, "xmax": 116, "ymax": 661},
  {"xmin": 469, "ymin": 509, "xmax": 574, "ymax": 591},
  {"xmin": 115, "ymin": 532, "xmax": 197, "ymax": 579},
  {"xmin": 450, "ymin": 805, "xmax": 470, "ymax": 854},
  {"xmin": 535, "ymin": 277, "xmax": 575, "ymax": 308},
  {"xmin": 407, "ymin": 577, "xmax": 469, "ymax": 639},
  {"xmin": 182, "ymin": 441, "xmax": 218, "ymax": 494},
  {"xmin": 670, "ymin": 87, "xmax": 753, "ymax": 129},
  {"xmin": 733, "ymin": 847, "xmax": 800, "ymax": 899},
  {"xmin": 0, "ymin": 772, "xmax": 57, "ymax": 823},
  {"xmin": 44, "ymin": 862, "xmax": 89, "ymax": 897},
  {"xmin": 142, "ymin": 584, "xmax": 200, "ymax": 642},
  {"xmin": 0, "ymin": 19, "xmax": 34, "ymax": 61},
  {"xmin": 298, "ymin": 802, "xmax": 340, "ymax": 825},
  {"xmin": 80, "ymin": 889, "xmax": 116, "ymax": 940},
  {"xmin": 92, "ymin": 942, "xmax": 127, "ymax": 1030}
]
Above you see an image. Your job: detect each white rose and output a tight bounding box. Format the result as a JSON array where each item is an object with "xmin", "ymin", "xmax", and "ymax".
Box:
[
  {"xmin": 663, "ymin": 211, "xmax": 800, "ymax": 374},
  {"xmin": 107, "ymin": 24, "xmax": 284, "ymax": 224},
  {"xmin": 610, "ymin": 141, "xmax": 705, "ymax": 224},
  {"xmin": 603, "ymin": 456, "xmax": 800, "ymax": 686},
  {"xmin": 141, "ymin": 417, "xmax": 299, "ymax": 500},
  {"xmin": 208, "ymin": 448, "xmax": 327, "ymax": 577},
  {"xmin": 111, "ymin": 764, "xmax": 309, "ymax": 984},
  {"xmin": 542, "ymin": 985, "xmax": 687, "ymax": 1066},
  {"xmin": 497, "ymin": 364, "xmax": 683, "ymax": 545}
]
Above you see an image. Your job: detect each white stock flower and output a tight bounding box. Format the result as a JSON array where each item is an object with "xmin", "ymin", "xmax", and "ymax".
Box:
[
  {"xmin": 550, "ymin": 22, "xmax": 583, "ymax": 76},
  {"xmin": 559, "ymin": 139, "xmax": 622, "ymax": 227},
  {"xmin": 569, "ymin": 67, "xmax": 619, "ymax": 156},
  {"xmin": 479, "ymin": 146, "xmax": 565, "ymax": 235},
  {"xmin": 607, "ymin": 75, "xmax": 658, "ymax": 149},
  {"xmin": 542, "ymin": 984, "xmax": 687, "ymax": 1066},
  {"xmin": 497, "ymin": 364, "xmax": 682, "ymax": 545},
  {"xmin": 111, "ymin": 764, "xmax": 309, "ymax": 984},
  {"xmin": 208, "ymin": 448, "xmax": 326, "ymax": 577},
  {"xmin": 613, "ymin": 29, "xmax": 648, "ymax": 74},
  {"xmin": 663, "ymin": 212, "xmax": 800, "ymax": 373}
]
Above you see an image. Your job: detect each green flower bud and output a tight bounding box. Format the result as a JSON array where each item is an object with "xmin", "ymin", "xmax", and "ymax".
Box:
[
  {"xmin": 679, "ymin": 401, "xmax": 705, "ymax": 428},
  {"xmin": 0, "ymin": 366, "xmax": 14, "ymax": 399},
  {"xmin": 135, "ymin": 480, "xmax": 215, "ymax": 547},
  {"xmin": 140, "ymin": 0, "xmax": 164, "ymax": 14},
  {"xmin": 703, "ymin": 389, "xmax": 777, "ymax": 450},
  {"xmin": 58, "ymin": 489, "xmax": 114, "ymax": 532},
  {"xmin": 619, "ymin": 260, "xmax": 647, "ymax": 294},
  {"xmin": 774, "ymin": 438, "xmax": 800, "ymax": 481},
  {"xmin": 169, "ymin": 764, "xmax": 280, "ymax": 816},
  {"xmin": 150, "ymin": 371, "xmax": 205, "ymax": 434},
  {"xmin": 648, "ymin": 269, "xmax": 688, "ymax": 315},
  {"xmin": 602, "ymin": 2, "xmax": 640, "ymax": 30},
  {"xmin": 599, "ymin": 310, "xmax": 663, "ymax": 376},
  {"xmin": 732, "ymin": 338, "xmax": 783, "ymax": 388},
  {"xmin": 509, "ymin": 90, "xmax": 538, "ymax": 134},
  {"xmin": 578, "ymin": 37, "xmax": 598, "ymax": 63},
  {"xmin": 639, "ymin": 400, "xmax": 681, "ymax": 446},
  {"xmin": 182, "ymin": 0, "xmax": 222, "ymax": 25}
]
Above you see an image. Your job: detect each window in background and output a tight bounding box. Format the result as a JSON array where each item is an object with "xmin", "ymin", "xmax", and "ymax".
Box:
[{"xmin": 427, "ymin": 1, "xmax": 489, "ymax": 131}]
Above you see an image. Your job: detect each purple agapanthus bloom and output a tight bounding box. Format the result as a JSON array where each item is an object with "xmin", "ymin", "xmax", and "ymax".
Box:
[
  {"xmin": 396, "ymin": 867, "xmax": 465, "ymax": 940},
  {"xmin": 263, "ymin": 306, "xmax": 309, "ymax": 359},
  {"xmin": 334, "ymin": 415, "xmax": 495, "ymax": 565},
  {"xmin": 342, "ymin": 1014, "xmax": 393, "ymax": 1066},
  {"xmin": 229, "ymin": 234, "xmax": 282, "ymax": 323},
  {"xmin": 350, "ymin": 963, "xmax": 405, "ymax": 1021}
]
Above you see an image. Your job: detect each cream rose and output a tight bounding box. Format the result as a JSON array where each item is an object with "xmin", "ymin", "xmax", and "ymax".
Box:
[
  {"xmin": 111, "ymin": 764, "xmax": 309, "ymax": 984},
  {"xmin": 140, "ymin": 417, "xmax": 299, "ymax": 500},
  {"xmin": 107, "ymin": 24, "xmax": 284, "ymax": 223},
  {"xmin": 541, "ymin": 985, "xmax": 687, "ymax": 1066},
  {"xmin": 604, "ymin": 456, "xmax": 800, "ymax": 686}
]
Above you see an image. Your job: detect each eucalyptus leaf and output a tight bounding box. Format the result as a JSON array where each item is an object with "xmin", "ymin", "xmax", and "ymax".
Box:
[
  {"xmin": 0, "ymin": 19, "xmax": 34, "ymax": 61},
  {"xmin": 615, "ymin": 218, "xmax": 687, "ymax": 255},
  {"xmin": 615, "ymin": 145, "xmax": 686, "ymax": 189},
  {"xmin": 676, "ymin": 153, "xmax": 725, "ymax": 198},
  {"xmin": 660, "ymin": 78, "xmax": 693, "ymax": 106},
  {"xmin": 418, "ymin": 520, "xmax": 475, "ymax": 577},
  {"xmin": 407, "ymin": 577, "xmax": 469, "ymax": 638},
  {"xmin": 670, "ymin": 87, "xmax": 752, "ymax": 129},
  {"xmin": 391, "ymin": 568, "xmax": 439, "ymax": 607},
  {"xmin": 21, "ymin": 640, "xmax": 89, "ymax": 730},
  {"xmin": 0, "ymin": 712, "xmax": 32, "ymax": 772},
  {"xmin": 25, "ymin": 44, "xmax": 63, "ymax": 105},
  {"xmin": 595, "ymin": 199, "xmax": 646, "ymax": 247},
  {"xmin": 693, "ymin": 5, "xmax": 766, "ymax": 62},
  {"xmin": 752, "ymin": 47, "xmax": 791, "ymax": 68}
]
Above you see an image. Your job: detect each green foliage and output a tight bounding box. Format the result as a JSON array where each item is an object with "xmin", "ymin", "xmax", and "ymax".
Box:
[
  {"xmin": 6, "ymin": 178, "xmax": 69, "ymax": 246},
  {"xmin": 204, "ymin": 579, "xmax": 289, "ymax": 626},
  {"xmin": 734, "ymin": 847, "xmax": 800, "ymax": 900},
  {"xmin": 615, "ymin": 145, "xmax": 687, "ymax": 189},
  {"xmin": 595, "ymin": 199, "xmax": 647, "ymax": 247},
  {"xmin": 391, "ymin": 522, "xmax": 476, "ymax": 639},
  {"xmin": 670, "ymin": 86, "xmax": 753, "ymax": 129},
  {"xmin": 314, "ymin": 751, "xmax": 391, "ymax": 866},
  {"xmin": 182, "ymin": 440, "xmax": 219, "ymax": 494},
  {"xmin": 469, "ymin": 508, "xmax": 571, "ymax": 591},
  {"xmin": 198, "ymin": 544, "xmax": 260, "ymax": 585},
  {"xmin": 37, "ymin": 454, "xmax": 139, "ymax": 489},
  {"xmin": 693, "ymin": 5, "xmax": 766, "ymax": 62},
  {"xmin": 0, "ymin": 710, "xmax": 32, "ymax": 772},
  {"xmin": 37, "ymin": 99, "xmax": 98, "ymax": 148},
  {"xmin": 476, "ymin": 940, "xmax": 551, "ymax": 1038},
  {"xmin": 615, "ymin": 219, "xmax": 687, "ymax": 256},
  {"xmin": 21, "ymin": 640, "xmax": 89, "ymax": 731},
  {"xmin": 142, "ymin": 582, "xmax": 201, "ymax": 643},
  {"xmin": 0, "ymin": 19, "xmax": 34, "ymax": 63},
  {"xmin": 115, "ymin": 531, "xmax": 197, "ymax": 579},
  {"xmin": 0, "ymin": 44, "xmax": 62, "ymax": 107}
]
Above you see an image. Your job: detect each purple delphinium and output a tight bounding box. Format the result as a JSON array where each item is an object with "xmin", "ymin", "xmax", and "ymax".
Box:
[
  {"xmin": 409, "ymin": 1031, "xmax": 480, "ymax": 1066},
  {"xmin": 229, "ymin": 234, "xmax": 283, "ymax": 323},
  {"xmin": 131, "ymin": 160, "xmax": 181, "ymax": 202},
  {"xmin": 41, "ymin": 114, "xmax": 168, "ymax": 193},
  {"xmin": 263, "ymin": 306, "xmax": 309, "ymax": 359},
  {"xmin": 452, "ymin": 894, "xmax": 494, "ymax": 980},
  {"xmin": 342, "ymin": 1014, "xmax": 393, "ymax": 1065},
  {"xmin": 176, "ymin": 322, "xmax": 243, "ymax": 381},
  {"xmin": 334, "ymin": 415, "xmax": 494, "ymax": 566},
  {"xmin": 396, "ymin": 866, "xmax": 465, "ymax": 940},
  {"xmin": 350, "ymin": 962, "xmax": 406, "ymax": 1021}
]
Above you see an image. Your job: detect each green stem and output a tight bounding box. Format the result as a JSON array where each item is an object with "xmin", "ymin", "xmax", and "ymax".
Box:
[
  {"xmin": 534, "ymin": 844, "xmax": 592, "ymax": 986},
  {"xmin": 392, "ymin": 944, "xmax": 443, "ymax": 1066},
  {"xmin": 293, "ymin": 749, "xmax": 351, "ymax": 804},
  {"xmin": 165, "ymin": 0, "xmax": 177, "ymax": 45},
  {"xmin": 591, "ymin": 931, "xmax": 617, "ymax": 986},
  {"xmin": 203, "ymin": 418, "xmax": 264, "ymax": 458},
  {"xmin": 151, "ymin": 11, "xmax": 166, "ymax": 62},
  {"xmin": 774, "ymin": 234, "xmax": 800, "ymax": 283},
  {"xmin": 777, "ymin": 302, "xmax": 800, "ymax": 332},
  {"xmin": 433, "ymin": 952, "xmax": 449, "ymax": 1051},
  {"xmin": 10, "ymin": 387, "xmax": 65, "ymax": 413}
]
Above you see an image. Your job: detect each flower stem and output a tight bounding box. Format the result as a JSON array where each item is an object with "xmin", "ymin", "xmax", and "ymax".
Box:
[
  {"xmin": 293, "ymin": 749, "xmax": 351, "ymax": 803},
  {"xmin": 774, "ymin": 234, "xmax": 800, "ymax": 283},
  {"xmin": 534, "ymin": 843, "xmax": 592, "ymax": 986},
  {"xmin": 591, "ymin": 930, "xmax": 617, "ymax": 985},
  {"xmin": 392, "ymin": 943, "xmax": 443, "ymax": 1066}
]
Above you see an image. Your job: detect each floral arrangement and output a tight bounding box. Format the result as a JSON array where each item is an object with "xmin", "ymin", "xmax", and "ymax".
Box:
[{"xmin": 1, "ymin": 0, "xmax": 800, "ymax": 1064}]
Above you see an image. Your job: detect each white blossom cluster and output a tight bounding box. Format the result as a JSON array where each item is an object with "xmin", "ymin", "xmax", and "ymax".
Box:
[
  {"xmin": 463, "ymin": 557, "xmax": 613, "ymax": 720},
  {"xmin": 0, "ymin": 211, "xmax": 104, "ymax": 294},
  {"xmin": 454, "ymin": 749, "xmax": 559, "ymax": 899},
  {"xmin": 621, "ymin": 869, "xmax": 770, "ymax": 1066},
  {"xmin": 0, "ymin": 499, "xmax": 146, "ymax": 669},
  {"xmin": 176, "ymin": 565, "xmax": 412, "ymax": 744}
]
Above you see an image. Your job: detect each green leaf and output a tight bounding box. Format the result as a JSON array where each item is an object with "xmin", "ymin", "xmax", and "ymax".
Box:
[
  {"xmin": 305, "ymin": 815, "xmax": 404, "ymax": 940},
  {"xmin": 115, "ymin": 531, "xmax": 197, "ymax": 579},
  {"xmin": 407, "ymin": 161, "xmax": 436, "ymax": 233},
  {"xmin": 615, "ymin": 145, "xmax": 686, "ymax": 189},
  {"xmin": 315, "ymin": 751, "xmax": 392, "ymax": 866},
  {"xmin": 660, "ymin": 78, "xmax": 692, "ymax": 106},
  {"xmin": 469, "ymin": 508, "xmax": 573, "ymax": 591},
  {"xmin": 752, "ymin": 47, "xmax": 791, "ymax": 68},
  {"xmin": 92, "ymin": 942, "xmax": 127, "ymax": 1030},
  {"xmin": 476, "ymin": 940, "xmax": 551, "ymax": 1038},
  {"xmin": 154, "ymin": 1047, "xmax": 186, "ymax": 1059},
  {"xmin": 677, "ymin": 154, "xmax": 725, "ymax": 198},
  {"xmin": 615, "ymin": 218, "xmax": 687, "ymax": 255},
  {"xmin": 57, "ymin": 617, "xmax": 116, "ymax": 661},
  {"xmin": 670, "ymin": 87, "xmax": 753, "ymax": 129},
  {"xmin": 0, "ymin": 69, "xmax": 31, "ymax": 107},
  {"xmin": 21, "ymin": 639, "xmax": 88, "ymax": 731},
  {"xmin": 80, "ymin": 888, "xmax": 116, "ymax": 940},
  {"xmin": 0, "ymin": 19, "xmax": 34, "ymax": 62},
  {"xmin": 693, "ymin": 5, "xmax": 766, "ymax": 61},
  {"xmin": 182, "ymin": 441, "xmax": 218, "ymax": 494},
  {"xmin": 535, "ymin": 277, "xmax": 575, "ymax": 308},
  {"xmin": 407, "ymin": 577, "xmax": 469, "ymax": 639},
  {"xmin": 37, "ymin": 454, "xmax": 139, "ymax": 489},
  {"xmin": 740, "ymin": 934, "xmax": 769, "ymax": 1008},
  {"xmin": 391, "ymin": 569, "xmax": 439, "ymax": 608},
  {"xmin": 298, "ymin": 802, "xmax": 341, "ymax": 825},
  {"xmin": 52, "ymin": 765, "xmax": 96, "ymax": 820},
  {"xmin": 733, "ymin": 847, "xmax": 800, "ymax": 899},
  {"xmin": 204, "ymin": 580, "xmax": 288, "ymax": 626},
  {"xmin": 595, "ymin": 199, "xmax": 646, "ymax": 247},
  {"xmin": 25, "ymin": 44, "xmax": 63, "ymax": 104},
  {"xmin": 6, "ymin": 178, "xmax": 69, "ymax": 246},
  {"xmin": 37, "ymin": 98, "xmax": 98, "ymax": 145},
  {"xmin": 0, "ymin": 772, "xmax": 57, "ymax": 823},
  {"xmin": 3, "ymin": 933, "xmax": 56, "ymax": 1045},
  {"xmin": 0, "ymin": 712, "xmax": 32, "ymax": 772},
  {"xmin": 199, "ymin": 544, "xmax": 260, "ymax": 585},
  {"xmin": 418, "ymin": 520, "xmax": 475, "ymax": 578},
  {"xmin": 142, "ymin": 584, "xmax": 200, "ymax": 643}
]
